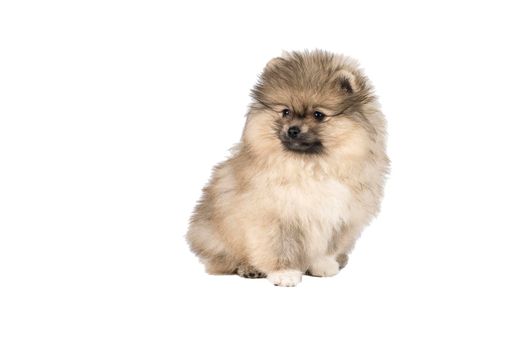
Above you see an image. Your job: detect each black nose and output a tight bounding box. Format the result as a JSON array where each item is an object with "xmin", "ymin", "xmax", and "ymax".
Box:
[{"xmin": 287, "ymin": 126, "xmax": 301, "ymax": 139}]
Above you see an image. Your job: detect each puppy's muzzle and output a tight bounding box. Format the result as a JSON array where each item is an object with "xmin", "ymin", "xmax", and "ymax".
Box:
[{"xmin": 280, "ymin": 128, "xmax": 323, "ymax": 154}]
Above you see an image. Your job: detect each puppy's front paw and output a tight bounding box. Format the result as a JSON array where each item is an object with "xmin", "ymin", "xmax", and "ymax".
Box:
[
  {"xmin": 267, "ymin": 269, "xmax": 302, "ymax": 287},
  {"xmin": 307, "ymin": 256, "xmax": 340, "ymax": 277}
]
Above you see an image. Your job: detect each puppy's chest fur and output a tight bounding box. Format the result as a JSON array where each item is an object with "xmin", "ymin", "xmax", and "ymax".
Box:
[
  {"xmin": 247, "ymin": 164, "xmax": 355, "ymax": 256},
  {"xmin": 270, "ymin": 177, "xmax": 351, "ymax": 229}
]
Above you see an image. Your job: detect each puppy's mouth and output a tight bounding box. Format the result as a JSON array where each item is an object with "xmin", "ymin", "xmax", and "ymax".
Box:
[{"xmin": 280, "ymin": 134, "xmax": 323, "ymax": 154}]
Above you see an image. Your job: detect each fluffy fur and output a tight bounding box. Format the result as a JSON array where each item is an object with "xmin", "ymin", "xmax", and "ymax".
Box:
[{"xmin": 187, "ymin": 50, "xmax": 389, "ymax": 286}]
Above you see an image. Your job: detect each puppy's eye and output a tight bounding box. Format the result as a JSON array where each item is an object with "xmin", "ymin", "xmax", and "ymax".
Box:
[
  {"xmin": 281, "ymin": 109, "xmax": 290, "ymax": 117},
  {"xmin": 313, "ymin": 111, "xmax": 325, "ymax": 121}
]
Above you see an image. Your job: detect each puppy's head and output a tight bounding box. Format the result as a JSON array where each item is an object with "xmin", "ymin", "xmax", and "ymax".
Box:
[{"xmin": 244, "ymin": 50, "xmax": 380, "ymax": 160}]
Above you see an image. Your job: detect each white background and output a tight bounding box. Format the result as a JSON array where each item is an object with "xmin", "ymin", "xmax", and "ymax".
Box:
[{"xmin": 1, "ymin": 1, "xmax": 524, "ymax": 349}]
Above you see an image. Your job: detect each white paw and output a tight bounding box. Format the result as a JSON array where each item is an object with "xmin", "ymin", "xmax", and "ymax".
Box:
[
  {"xmin": 267, "ymin": 269, "xmax": 302, "ymax": 287},
  {"xmin": 308, "ymin": 256, "xmax": 340, "ymax": 277}
]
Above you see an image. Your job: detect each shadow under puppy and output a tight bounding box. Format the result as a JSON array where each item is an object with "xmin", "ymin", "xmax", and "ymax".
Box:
[{"xmin": 187, "ymin": 50, "xmax": 389, "ymax": 287}]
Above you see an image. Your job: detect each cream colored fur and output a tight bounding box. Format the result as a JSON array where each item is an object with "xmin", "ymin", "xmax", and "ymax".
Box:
[{"xmin": 187, "ymin": 50, "xmax": 389, "ymax": 286}]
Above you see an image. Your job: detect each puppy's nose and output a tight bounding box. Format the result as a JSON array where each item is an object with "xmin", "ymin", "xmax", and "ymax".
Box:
[{"xmin": 287, "ymin": 126, "xmax": 301, "ymax": 139}]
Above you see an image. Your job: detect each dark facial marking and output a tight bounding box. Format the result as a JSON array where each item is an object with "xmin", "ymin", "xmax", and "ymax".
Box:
[{"xmin": 280, "ymin": 135, "xmax": 324, "ymax": 154}]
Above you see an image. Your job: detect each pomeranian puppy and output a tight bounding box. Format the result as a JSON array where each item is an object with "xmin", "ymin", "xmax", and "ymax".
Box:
[{"xmin": 187, "ymin": 50, "xmax": 389, "ymax": 286}]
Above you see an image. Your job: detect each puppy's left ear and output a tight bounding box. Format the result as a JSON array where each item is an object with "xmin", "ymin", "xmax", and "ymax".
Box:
[{"xmin": 338, "ymin": 71, "xmax": 358, "ymax": 94}]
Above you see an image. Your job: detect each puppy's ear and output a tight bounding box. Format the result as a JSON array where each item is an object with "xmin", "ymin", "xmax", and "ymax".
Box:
[
  {"xmin": 264, "ymin": 56, "xmax": 286, "ymax": 72},
  {"xmin": 338, "ymin": 71, "xmax": 357, "ymax": 94}
]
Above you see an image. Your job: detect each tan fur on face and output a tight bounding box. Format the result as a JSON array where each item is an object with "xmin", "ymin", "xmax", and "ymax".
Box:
[{"xmin": 186, "ymin": 50, "xmax": 389, "ymax": 286}]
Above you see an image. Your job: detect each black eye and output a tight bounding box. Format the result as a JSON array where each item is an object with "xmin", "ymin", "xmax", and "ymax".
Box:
[
  {"xmin": 313, "ymin": 111, "xmax": 325, "ymax": 121},
  {"xmin": 282, "ymin": 109, "xmax": 290, "ymax": 117}
]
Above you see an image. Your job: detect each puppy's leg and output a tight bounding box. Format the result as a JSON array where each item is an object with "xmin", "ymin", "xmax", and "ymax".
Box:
[
  {"xmin": 307, "ymin": 256, "xmax": 340, "ymax": 277},
  {"xmin": 247, "ymin": 222, "xmax": 307, "ymax": 287},
  {"xmin": 320, "ymin": 223, "xmax": 360, "ymax": 273},
  {"xmin": 187, "ymin": 222, "xmax": 239, "ymax": 275},
  {"xmin": 336, "ymin": 253, "xmax": 349, "ymax": 269},
  {"xmin": 202, "ymin": 254, "xmax": 239, "ymax": 275}
]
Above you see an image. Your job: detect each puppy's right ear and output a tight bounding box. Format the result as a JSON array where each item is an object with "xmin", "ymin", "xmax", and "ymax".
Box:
[{"xmin": 263, "ymin": 57, "xmax": 286, "ymax": 72}]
